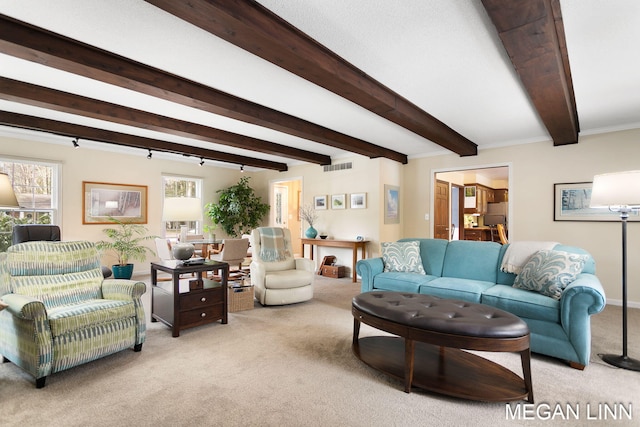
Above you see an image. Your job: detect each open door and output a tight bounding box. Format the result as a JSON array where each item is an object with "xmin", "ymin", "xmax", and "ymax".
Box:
[
  {"xmin": 434, "ymin": 179, "xmax": 450, "ymax": 239},
  {"xmin": 269, "ymin": 178, "xmax": 302, "ymax": 255}
]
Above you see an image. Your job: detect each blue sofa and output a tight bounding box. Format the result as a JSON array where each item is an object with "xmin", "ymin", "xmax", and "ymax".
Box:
[{"xmin": 356, "ymin": 238, "xmax": 606, "ymax": 369}]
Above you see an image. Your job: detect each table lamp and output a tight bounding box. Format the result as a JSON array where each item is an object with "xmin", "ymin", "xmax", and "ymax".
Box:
[
  {"xmin": 590, "ymin": 170, "xmax": 640, "ymax": 371},
  {"xmin": 0, "ymin": 172, "xmax": 19, "ymax": 209},
  {"xmin": 162, "ymin": 197, "xmax": 203, "ymax": 260}
]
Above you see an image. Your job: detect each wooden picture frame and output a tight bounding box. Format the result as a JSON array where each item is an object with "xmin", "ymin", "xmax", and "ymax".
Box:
[
  {"xmin": 554, "ymin": 182, "xmax": 639, "ymax": 221},
  {"xmin": 384, "ymin": 185, "xmax": 400, "ymax": 224},
  {"xmin": 331, "ymin": 194, "xmax": 346, "ymax": 209},
  {"xmin": 350, "ymin": 193, "xmax": 367, "ymax": 209},
  {"xmin": 314, "ymin": 195, "xmax": 328, "ymax": 210},
  {"xmin": 83, "ymin": 181, "xmax": 148, "ymax": 224}
]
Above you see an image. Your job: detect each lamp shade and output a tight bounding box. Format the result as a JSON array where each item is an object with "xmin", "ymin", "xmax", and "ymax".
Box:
[
  {"xmin": 162, "ymin": 197, "xmax": 203, "ymax": 222},
  {"xmin": 0, "ymin": 172, "xmax": 19, "ymax": 209},
  {"xmin": 590, "ymin": 170, "xmax": 640, "ymax": 208}
]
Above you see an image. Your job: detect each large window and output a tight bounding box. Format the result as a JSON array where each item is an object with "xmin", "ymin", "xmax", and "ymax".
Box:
[
  {"xmin": 0, "ymin": 158, "xmax": 60, "ymax": 251},
  {"xmin": 162, "ymin": 175, "xmax": 203, "ymax": 239}
]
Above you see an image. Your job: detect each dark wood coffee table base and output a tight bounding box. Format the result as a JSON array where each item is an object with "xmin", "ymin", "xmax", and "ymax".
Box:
[
  {"xmin": 353, "ymin": 336, "xmax": 530, "ymax": 402},
  {"xmin": 352, "ymin": 299, "xmax": 533, "ymax": 403}
]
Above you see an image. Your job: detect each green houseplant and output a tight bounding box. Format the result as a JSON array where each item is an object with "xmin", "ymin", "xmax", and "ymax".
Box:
[
  {"xmin": 205, "ymin": 176, "xmax": 269, "ymax": 238},
  {"xmin": 95, "ymin": 217, "xmax": 157, "ymax": 279}
]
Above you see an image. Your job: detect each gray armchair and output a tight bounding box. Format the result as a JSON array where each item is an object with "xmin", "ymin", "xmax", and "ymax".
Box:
[{"xmin": 11, "ymin": 224, "xmax": 61, "ymax": 245}]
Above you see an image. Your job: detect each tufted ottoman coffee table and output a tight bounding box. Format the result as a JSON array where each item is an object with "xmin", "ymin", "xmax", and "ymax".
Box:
[{"xmin": 352, "ymin": 291, "xmax": 533, "ymax": 402}]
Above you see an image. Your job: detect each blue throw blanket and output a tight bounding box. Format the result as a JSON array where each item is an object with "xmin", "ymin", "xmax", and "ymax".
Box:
[{"xmin": 258, "ymin": 228, "xmax": 291, "ymax": 262}]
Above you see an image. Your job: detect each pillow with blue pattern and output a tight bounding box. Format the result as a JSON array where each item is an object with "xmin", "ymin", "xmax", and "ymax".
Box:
[
  {"xmin": 381, "ymin": 241, "xmax": 426, "ymax": 274},
  {"xmin": 513, "ymin": 249, "xmax": 588, "ymax": 300}
]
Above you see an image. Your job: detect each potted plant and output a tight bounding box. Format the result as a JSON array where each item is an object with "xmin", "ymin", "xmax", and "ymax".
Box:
[
  {"xmin": 203, "ymin": 224, "xmax": 217, "ymax": 241},
  {"xmin": 205, "ymin": 176, "xmax": 269, "ymax": 237},
  {"xmin": 299, "ymin": 204, "xmax": 318, "ymax": 238},
  {"xmin": 95, "ymin": 217, "xmax": 157, "ymax": 279}
]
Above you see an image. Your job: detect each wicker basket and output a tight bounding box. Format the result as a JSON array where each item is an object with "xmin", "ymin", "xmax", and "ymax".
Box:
[{"xmin": 228, "ymin": 285, "xmax": 255, "ymax": 312}]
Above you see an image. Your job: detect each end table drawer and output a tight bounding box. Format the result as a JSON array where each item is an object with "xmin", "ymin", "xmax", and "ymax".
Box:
[
  {"xmin": 181, "ymin": 304, "xmax": 224, "ymax": 328},
  {"xmin": 180, "ymin": 288, "xmax": 222, "ymax": 310}
]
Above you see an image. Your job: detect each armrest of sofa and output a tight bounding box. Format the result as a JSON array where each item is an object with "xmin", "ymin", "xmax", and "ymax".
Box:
[
  {"xmin": 1, "ymin": 293, "xmax": 48, "ymax": 320},
  {"xmin": 356, "ymin": 257, "xmax": 384, "ymax": 292},
  {"xmin": 560, "ymin": 273, "xmax": 606, "ymax": 321},
  {"xmin": 250, "ymin": 260, "xmax": 266, "ymax": 287},
  {"xmin": 559, "ymin": 273, "xmax": 606, "ymax": 366},
  {"xmin": 295, "ymin": 257, "xmax": 315, "ymax": 272},
  {"xmin": 102, "ymin": 279, "xmax": 147, "ymax": 301}
]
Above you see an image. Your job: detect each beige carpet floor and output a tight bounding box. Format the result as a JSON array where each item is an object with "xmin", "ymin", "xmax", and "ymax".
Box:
[{"xmin": 1, "ymin": 275, "xmax": 639, "ymax": 427}]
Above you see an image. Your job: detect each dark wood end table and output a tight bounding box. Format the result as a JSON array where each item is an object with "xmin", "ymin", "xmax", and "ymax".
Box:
[{"xmin": 151, "ymin": 259, "xmax": 229, "ymax": 337}]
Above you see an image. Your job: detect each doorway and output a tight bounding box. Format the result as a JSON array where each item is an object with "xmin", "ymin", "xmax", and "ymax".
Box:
[
  {"xmin": 433, "ymin": 165, "xmax": 510, "ymax": 241},
  {"xmin": 269, "ymin": 177, "xmax": 303, "ymax": 255}
]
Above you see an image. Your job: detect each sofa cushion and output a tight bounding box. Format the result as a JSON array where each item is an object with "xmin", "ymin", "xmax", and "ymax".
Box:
[
  {"xmin": 373, "ymin": 272, "xmax": 437, "ymax": 293},
  {"xmin": 513, "ymin": 250, "xmax": 588, "ymax": 300},
  {"xmin": 398, "ymin": 238, "xmax": 448, "ymax": 276},
  {"xmin": 264, "ymin": 269, "xmax": 313, "ymax": 289},
  {"xmin": 381, "ymin": 241, "xmax": 426, "ymax": 274},
  {"xmin": 418, "ymin": 277, "xmax": 495, "ymax": 303},
  {"xmin": 48, "ymin": 299, "xmax": 136, "ymax": 336},
  {"xmin": 441, "ymin": 240, "xmax": 502, "ymax": 283},
  {"xmin": 482, "ymin": 284, "xmax": 560, "ymax": 323}
]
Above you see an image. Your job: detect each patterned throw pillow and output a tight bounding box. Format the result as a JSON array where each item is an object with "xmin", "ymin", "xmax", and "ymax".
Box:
[
  {"xmin": 381, "ymin": 241, "xmax": 426, "ymax": 274},
  {"xmin": 513, "ymin": 250, "xmax": 588, "ymax": 300}
]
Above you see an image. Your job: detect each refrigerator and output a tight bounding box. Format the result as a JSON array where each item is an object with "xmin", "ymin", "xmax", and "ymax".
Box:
[{"xmin": 485, "ymin": 202, "xmax": 508, "ymax": 226}]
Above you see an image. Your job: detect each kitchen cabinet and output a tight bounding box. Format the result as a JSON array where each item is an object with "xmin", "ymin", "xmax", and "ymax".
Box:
[
  {"xmin": 494, "ymin": 189, "xmax": 508, "ymax": 202},
  {"xmin": 463, "ymin": 227, "xmax": 492, "ymax": 241},
  {"xmin": 464, "ymin": 184, "xmax": 495, "ymax": 214}
]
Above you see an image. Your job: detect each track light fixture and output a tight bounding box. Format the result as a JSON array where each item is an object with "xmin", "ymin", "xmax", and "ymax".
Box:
[
  {"xmin": 199, "ymin": 157, "xmax": 205, "ymax": 167},
  {"xmin": 147, "ymin": 149, "xmax": 152, "ymax": 160},
  {"xmin": 72, "ymin": 137, "xmax": 79, "ymax": 148}
]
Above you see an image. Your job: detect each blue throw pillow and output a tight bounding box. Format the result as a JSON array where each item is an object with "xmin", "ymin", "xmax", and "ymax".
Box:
[
  {"xmin": 513, "ymin": 250, "xmax": 588, "ymax": 300},
  {"xmin": 381, "ymin": 241, "xmax": 426, "ymax": 274}
]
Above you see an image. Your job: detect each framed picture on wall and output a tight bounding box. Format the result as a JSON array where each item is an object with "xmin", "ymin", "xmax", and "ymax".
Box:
[
  {"xmin": 314, "ymin": 195, "xmax": 327, "ymax": 210},
  {"xmin": 331, "ymin": 194, "xmax": 346, "ymax": 209},
  {"xmin": 554, "ymin": 182, "xmax": 639, "ymax": 221},
  {"xmin": 350, "ymin": 193, "xmax": 367, "ymax": 209},
  {"xmin": 384, "ymin": 185, "xmax": 400, "ymax": 224},
  {"xmin": 83, "ymin": 181, "xmax": 148, "ymax": 224}
]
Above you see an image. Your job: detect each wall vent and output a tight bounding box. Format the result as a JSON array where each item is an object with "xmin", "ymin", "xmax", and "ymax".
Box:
[{"xmin": 323, "ymin": 162, "xmax": 352, "ymax": 172}]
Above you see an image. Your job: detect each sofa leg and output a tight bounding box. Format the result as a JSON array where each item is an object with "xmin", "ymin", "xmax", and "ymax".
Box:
[
  {"xmin": 134, "ymin": 343, "xmax": 143, "ymax": 352},
  {"xmin": 569, "ymin": 361, "xmax": 585, "ymax": 370},
  {"xmin": 35, "ymin": 376, "xmax": 46, "ymax": 388}
]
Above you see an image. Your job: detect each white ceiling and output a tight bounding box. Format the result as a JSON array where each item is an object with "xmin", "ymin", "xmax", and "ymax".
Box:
[{"xmin": 1, "ymin": 0, "xmax": 639, "ymax": 170}]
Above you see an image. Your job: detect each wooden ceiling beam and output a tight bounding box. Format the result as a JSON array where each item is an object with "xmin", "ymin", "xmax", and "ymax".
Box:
[
  {"xmin": 0, "ymin": 77, "xmax": 329, "ymax": 166},
  {"xmin": 0, "ymin": 14, "xmax": 406, "ymax": 164},
  {"xmin": 0, "ymin": 111, "xmax": 288, "ymax": 171},
  {"xmin": 144, "ymin": 0, "xmax": 478, "ymax": 157},
  {"xmin": 482, "ymin": 0, "xmax": 579, "ymax": 145}
]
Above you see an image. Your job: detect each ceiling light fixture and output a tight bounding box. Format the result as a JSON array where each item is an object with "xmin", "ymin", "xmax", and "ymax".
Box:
[
  {"xmin": 72, "ymin": 137, "xmax": 79, "ymax": 148},
  {"xmin": 200, "ymin": 157, "xmax": 205, "ymax": 167},
  {"xmin": 240, "ymin": 165, "xmax": 244, "ymax": 173},
  {"xmin": 147, "ymin": 149, "xmax": 152, "ymax": 159}
]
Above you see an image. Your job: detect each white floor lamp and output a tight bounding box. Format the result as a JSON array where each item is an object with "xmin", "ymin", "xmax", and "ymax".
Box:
[{"xmin": 590, "ymin": 170, "xmax": 640, "ymax": 371}]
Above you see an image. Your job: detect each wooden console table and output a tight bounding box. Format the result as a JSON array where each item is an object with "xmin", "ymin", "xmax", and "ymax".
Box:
[{"xmin": 301, "ymin": 238, "xmax": 369, "ymax": 283}]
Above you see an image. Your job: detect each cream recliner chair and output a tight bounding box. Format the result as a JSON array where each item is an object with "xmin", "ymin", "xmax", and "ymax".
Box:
[{"xmin": 250, "ymin": 227, "xmax": 314, "ymax": 305}]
